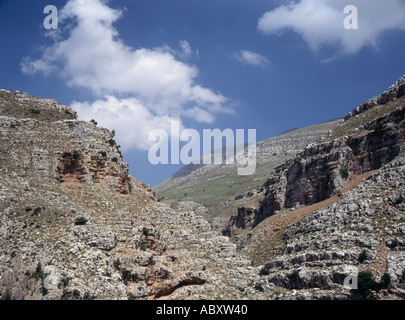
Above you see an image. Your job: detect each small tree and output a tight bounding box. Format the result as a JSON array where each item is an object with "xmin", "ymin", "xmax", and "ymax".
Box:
[
  {"xmin": 380, "ymin": 273, "xmax": 391, "ymax": 289},
  {"xmin": 358, "ymin": 271, "xmax": 374, "ymax": 296},
  {"xmin": 75, "ymin": 217, "xmax": 88, "ymax": 226},
  {"xmin": 34, "ymin": 262, "xmax": 43, "ymax": 279},
  {"xmin": 1, "ymin": 289, "xmax": 13, "ymax": 300},
  {"xmin": 339, "ymin": 166, "xmax": 349, "ymax": 179},
  {"xmin": 108, "ymin": 139, "xmax": 116, "ymax": 147},
  {"xmin": 358, "ymin": 249, "xmax": 368, "ymax": 263},
  {"xmin": 142, "ymin": 227, "xmax": 150, "ymax": 237},
  {"xmin": 113, "ymin": 258, "xmax": 121, "ymax": 269},
  {"xmin": 347, "ymin": 136, "xmax": 361, "ymax": 155}
]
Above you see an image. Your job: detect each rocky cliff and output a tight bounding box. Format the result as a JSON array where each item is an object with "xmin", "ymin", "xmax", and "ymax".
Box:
[
  {"xmin": 0, "ymin": 89, "xmax": 262, "ymax": 300},
  {"xmin": 155, "ymin": 119, "xmax": 341, "ymax": 233},
  {"xmin": 220, "ymin": 74, "xmax": 405, "ymax": 299},
  {"xmin": 255, "ymin": 153, "xmax": 405, "ymax": 300},
  {"xmin": 225, "ymin": 77, "xmax": 405, "ymax": 239},
  {"xmin": 2, "ymin": 73, "xmax": 405, "ymax": 301}
]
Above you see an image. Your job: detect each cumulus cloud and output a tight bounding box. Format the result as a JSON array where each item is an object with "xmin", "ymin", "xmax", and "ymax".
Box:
[
  {"xmin": 233, "ymin": 50, "xmax": 270, "ymax": 67},
  {"xmin": 21, "ymin": 0, "xmax": 230, "ymax": 150},
  {"xmin": 72, "ymin": 96, "xmax": 183, "ymax": 151},
  {"xmin": 258, "ymin": 0, "xmax": 405, "ymax": 55}
]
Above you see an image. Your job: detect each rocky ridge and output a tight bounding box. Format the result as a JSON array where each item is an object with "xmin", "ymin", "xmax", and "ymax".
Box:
[
  {"xmin": 255, "ymin": 153, "xmax": 405, "ymax": 300},
  {"xmin": 0, "ymin": 89, "xmax": 261, "ymax": 300},
  {"xmin": 225, "ymin": 77, "xmax": 405, "ymax": 238}
]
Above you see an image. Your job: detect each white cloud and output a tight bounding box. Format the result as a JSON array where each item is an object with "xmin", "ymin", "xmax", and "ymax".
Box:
[
  {"xmin": 258, "ymin": 0, "xmax": 405, "ymax": 55},
  {"xmin": 179, "ymin": 40, "xmax": 199, "ymax": 58},
  {"xmin": 21, "ymin": 0, "xmax": 231, "ymax": 150},
  {"xmin": 233, "ymin": 50, "xmax": 270, "ymax": 67},
  {"xmin": 72, "ymin": 96, "xmax": 183, "ymax": 151}
]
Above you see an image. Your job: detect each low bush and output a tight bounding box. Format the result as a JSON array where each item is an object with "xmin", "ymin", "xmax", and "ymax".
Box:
[
  {"xmin": 358, "ymin": 249, "xmax": 368, "ymax": 263},
  {"xmin": 75, "ymin": 217, "xmax": 88, "ymax": 226},
  {"xmin": 347, "ymin": 136, "xmax": 361, "ymax": 155},
  {"xmin": 358, "ymin": 271, "xmax": 374, "ymax": 296},
  {"xmin": 339, "ymin": 166, "xmax": 349, "ymax": 179}
]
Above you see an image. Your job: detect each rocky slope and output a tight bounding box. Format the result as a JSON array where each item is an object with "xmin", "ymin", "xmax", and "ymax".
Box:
[
  {"xmin": 155, "ymin": 119, "xmax": 341, "ymax": 231},
  {"xmin": 221, "ymin": 74, "xmax": 405, "ymax": 299},
  {"xmin": 0, "ymin": 89, "xmax": 262, "ymax": 300},
  {"xmin": 255, "ymin": 153, "xmax": 405, "ymax": 300},
  {"xmin": 2, "ymin": 72, "xmax": 405, "ymax": 301},
  {"xmin": 225, "ymin": 78, "xmax": 405, "ymax": 239}
]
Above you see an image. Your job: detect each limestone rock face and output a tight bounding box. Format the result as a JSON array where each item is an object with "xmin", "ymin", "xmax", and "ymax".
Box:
[
  {"xmin": 2, "ymin": 73, "xmax": 405, "ymax": 301},
  {"xmin": 225, "ymin": 97, "xmax": 405, "ymax": 237},
  {"xmin": 255, "ymin": 155, "xmax": 405, "ymax": 299},
  {"xmin": 0, "ymin": 89, "xmax": 132, "ymax": 195},
  {"xmin": 344, "ymin": 74, "xmax": 405, "ymax": 121},
  {"xmin": 0, "ymin": 89, "xmax": 262, "ymax": 300}
]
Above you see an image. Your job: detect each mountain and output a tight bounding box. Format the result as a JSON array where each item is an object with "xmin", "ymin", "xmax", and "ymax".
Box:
[
  {"xmin": 224, "ymin": 74, "xmax": 405, "ymax": 299},
  {"xmin": 1, "ymin": 73, "xmax": 405, "ymax": 300},
  {"xmin": 155, "ymin": 119, "xmax": 342, "ymax": 230},
  {"xmin": 0, "ymin": 89, "xmax": 264, "ymax": 300}
]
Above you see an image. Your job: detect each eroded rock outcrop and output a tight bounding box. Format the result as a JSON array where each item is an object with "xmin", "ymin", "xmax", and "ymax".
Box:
[
  {"xmin": 225, "ymin": 90, "xmax": 405, "ymax": 238},
  {"xmin": 0, "ymin": 89, "xmax": 262, "ymax": 300}
]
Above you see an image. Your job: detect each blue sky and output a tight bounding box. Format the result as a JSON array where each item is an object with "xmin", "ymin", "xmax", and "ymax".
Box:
[{"xmin": 1, "ymin": 0, "xmax": 405, "ymax": 186}]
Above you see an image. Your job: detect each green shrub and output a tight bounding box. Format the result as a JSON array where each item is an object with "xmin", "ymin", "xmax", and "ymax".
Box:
[
  {"xmin": 1, "ymin": 289, "xmax": 13, "ymax": 300},
  {"xmin": 41, "ymin": 284, "xmax": 48, "ymax": 296},
  {"xmin": 90, "ymin": 119, "xmax": 98, "ymax": 125},
  {"xmin": 369, "ymin": 121, "xmax": 384, "ymax": 138},
  {"xmin": 347, "ymin": 136, "xmax": 361, "ymax": 155},
  {"xmin": 73, "ymin": 150, "xmax": 81, "ymax": 159},
  {"xmin": 108, "ymin": 139, "xmax": 116, "ymax": 146},
  {"xmin": 380, "ymin": 273, "xmax": 391, "ymax": 289},
  {"xmin": 34, "ymin": 262, "xmax": 43, "ymax": 279},
  {"xmin": 62, "ymin": 152, "xmax": 72, "ymax": 158},
  {"xmin": 99, "ymin": 151, "xmax": 107, "ymax": 157},
  {"xmin": 83, "ymin": 291, "xmax": 96, "ymax": 300},
  {"xmin": 75, "ymin": 217, "xmax": 88, "ymax": 226},
  {"xmin": 237, "ymin": 207, "xmax": 246, "ymax": 214},
  {"xmin": 358, "ymin": 271, "xmax": 374, "ymax": 296},
  {"xmin": 113, "ymin": 258, "xmax": 121, "ymax": 269},
  {"xmin": 339, "ymin": 166, "xmax": 349, "ymax": 179},
  {"xmin": 358, "ymin": 249, "xmax": 368, "ymax": 263},
  {"xmin": 73, "ymin": 290, "xmax": 81, "ymax": 299},
  {"xmin": 60, "ymin": 274, "xmax": 70, "ymax": 288},
  {"xmin": 33, "ymin": 207, "xmax": 41, "ymax": 216},
  {"xmin": 387, "ymin": 238, "xmax": 399, "ymax": 250},
  {"xmin": 142, "ymin": 227, "xmax": 150, "ymax": 237},
  {"xmin": 140, "ymin": 244, "xmax": 147, "ymax": 251}
]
